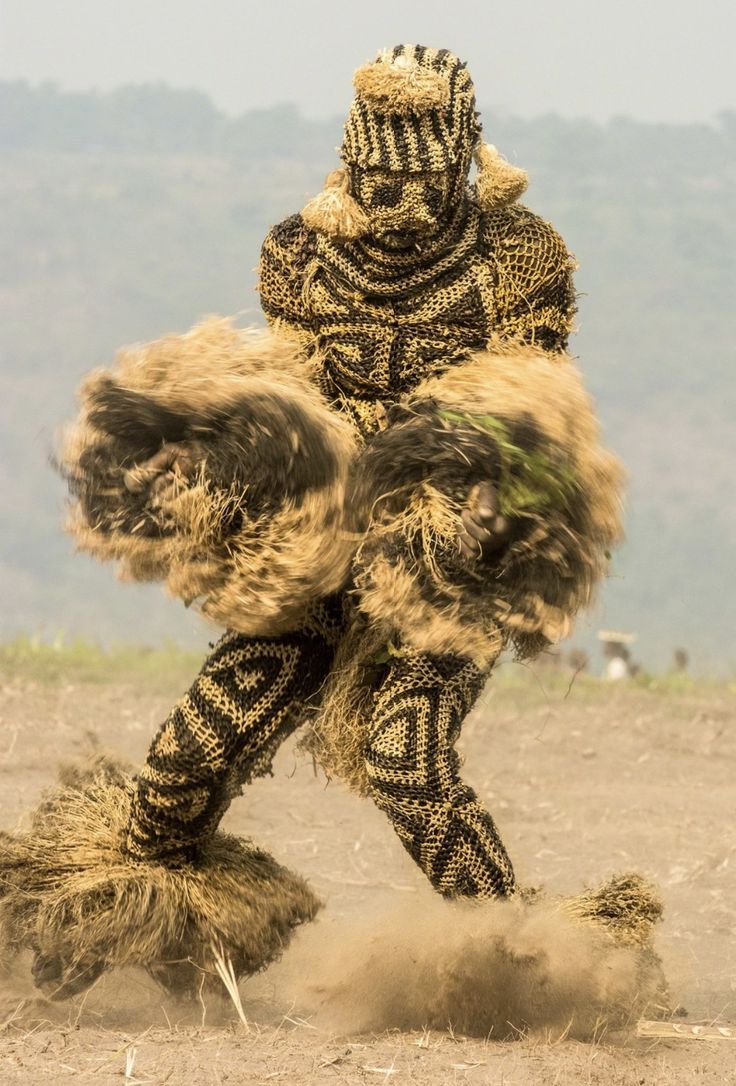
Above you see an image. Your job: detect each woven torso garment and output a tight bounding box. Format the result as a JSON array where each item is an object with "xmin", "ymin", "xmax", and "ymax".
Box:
[{"xmin": 259, "ymin": 194, "xmax": 576, "ymax": 439}]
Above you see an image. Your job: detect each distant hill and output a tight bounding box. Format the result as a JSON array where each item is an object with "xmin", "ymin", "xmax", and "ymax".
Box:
[{"xmin": 1, "ymin": 82, "xmax": 734, "ymax": 671}]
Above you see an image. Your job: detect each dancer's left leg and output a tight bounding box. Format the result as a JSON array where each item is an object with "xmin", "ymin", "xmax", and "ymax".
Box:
[{"xmin": 364, "ymin": 649, "xmax": 515, "ymax": 898}]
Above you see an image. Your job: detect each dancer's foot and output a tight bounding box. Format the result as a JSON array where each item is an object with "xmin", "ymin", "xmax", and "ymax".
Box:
[
  {"xmin": 146, "ymin": 960, "xmax": 210, "ymax": 1000},
  {"xmin": 31, "ymin": 951, "xmax": 105, "ymax": 1000}
]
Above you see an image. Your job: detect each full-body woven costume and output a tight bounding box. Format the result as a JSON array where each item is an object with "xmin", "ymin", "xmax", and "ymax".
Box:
[
  {"xmin": 1, "ymin": 46, "xmax": 642, "ymax": 998},
  {"xmin": 131, "ymin": 45, "xmax": 578, "ymax": 899}
]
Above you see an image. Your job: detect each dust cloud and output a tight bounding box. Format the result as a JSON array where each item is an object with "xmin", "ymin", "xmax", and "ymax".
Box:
[
  {"xmin": 0, "ymin": 893, "xmax": 669, "ymax": 1040},
  {"xmin": 274, "ymin": 892, "xmax": 666, "ymax": 1040}
]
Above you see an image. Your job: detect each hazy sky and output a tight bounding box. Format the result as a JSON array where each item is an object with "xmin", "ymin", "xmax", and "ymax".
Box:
[{"xmin": 2, "ymin": 0, "xmax": 733, "ymax": 124}]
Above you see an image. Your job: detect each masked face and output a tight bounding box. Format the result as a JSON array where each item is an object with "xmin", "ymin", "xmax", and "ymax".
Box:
[{"xmin": 350, "ymin": 166, "xmax": 452, "ymax": 246}]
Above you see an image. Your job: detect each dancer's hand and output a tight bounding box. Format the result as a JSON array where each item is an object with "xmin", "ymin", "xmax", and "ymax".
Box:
[
  {"xmin": 124, "ymin": 442, "xmax": 201, "ymax": 498},
  {"xmin": 458, "ymin": 480, "xmax": 514, "ymax": 561}
]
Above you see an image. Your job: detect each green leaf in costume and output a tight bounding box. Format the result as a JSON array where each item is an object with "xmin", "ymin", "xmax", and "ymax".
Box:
[{"xmin": 438, "ymin": 410, "xmax": 577, "ymax": 516}]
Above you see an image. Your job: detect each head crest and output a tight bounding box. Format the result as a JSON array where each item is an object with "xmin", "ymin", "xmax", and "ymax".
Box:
[{"xmin": 353, "ymin": 51, "xmax": 451, "ymax": 114}]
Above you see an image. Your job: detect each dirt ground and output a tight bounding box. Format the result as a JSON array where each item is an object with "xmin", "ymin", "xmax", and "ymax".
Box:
[{"xmin": 0, "ymin": 665, "xmax": 734, "ymax": 1084}]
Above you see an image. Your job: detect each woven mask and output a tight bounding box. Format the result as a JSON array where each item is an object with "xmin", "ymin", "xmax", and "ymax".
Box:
[
  {"xmin": 348, "ymin": 166, "xmax": 452, "ymax": 244},
  {"xmin": 302, "ymin": 45, "xmax": 528, "ymax": 241}
]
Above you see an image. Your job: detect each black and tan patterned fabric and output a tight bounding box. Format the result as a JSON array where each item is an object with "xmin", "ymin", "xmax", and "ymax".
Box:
[
  {"xmin": 128, "ymin": 606, "xmax": 516, "ymax": 899},
  {"xmin": 127, "ymin": 597, "xmax": 345, "ymax": 863},
  {"xmin": 342, "ymin": 45, "xmax": 480, "ymax": 205},
  {"xmin": 260, "ymin": 45, "xmax": 575, "ymax": 441},
  {"xmin": 259, "ymin": 202, "xmax": 575, "ymax": 439},
  {"xmin": 365, "ymin": 649, "xmax": 515, "ymax": 897}
]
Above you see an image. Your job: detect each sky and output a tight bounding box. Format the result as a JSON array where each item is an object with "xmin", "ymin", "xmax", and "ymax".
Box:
[{"xmin": 1, "ymin": 0, "xmax": 734, "ymax": 124}]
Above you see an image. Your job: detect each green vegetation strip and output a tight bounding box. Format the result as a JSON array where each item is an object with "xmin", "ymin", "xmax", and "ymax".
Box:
[{"xmin": 0, "ymin": 634, "xmax": 202, "ymax": 686}]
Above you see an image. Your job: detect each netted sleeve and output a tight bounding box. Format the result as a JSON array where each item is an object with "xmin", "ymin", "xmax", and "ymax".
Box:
[
  {"xmin": 482, "ymin": 206, "xmax": 577, "ymax": 352},
  {"xmin": 257, "ymin": 214, "xmax": 315, "ymax": 348}
]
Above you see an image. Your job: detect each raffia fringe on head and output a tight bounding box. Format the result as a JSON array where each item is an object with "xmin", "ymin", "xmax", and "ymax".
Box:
[
  {"xmin": 353, "ymin": 52, "xmax": 451, "ymax": 113},
  {"xmin": 474, "ymin": 143, "xmax": 529, "ymax": 209},
  {"xmin": 301, "ymin": 169, "xmax": 370, "ymax": 240}
]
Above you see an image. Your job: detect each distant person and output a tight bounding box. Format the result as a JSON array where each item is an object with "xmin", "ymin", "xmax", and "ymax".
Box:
[
  {"xmin": 604, "ymin": 643, "xmax": 630, "ymax": 681},
  {"xmin": 599, "ymin": 630, "xmax": 636, "ymax": 681},
  {"xmin": 672, "ymin": 648, "xmax": 689, "ymax": 673}
]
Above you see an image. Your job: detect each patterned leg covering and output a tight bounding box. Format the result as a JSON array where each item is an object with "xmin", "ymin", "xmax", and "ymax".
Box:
[
  {"xmin": 364, "ymin": 651, "xmax": 515, "ymax": 898},
  {"xmin": 127, "ymin": 598, "xmax": 344, "ymax": 863}
]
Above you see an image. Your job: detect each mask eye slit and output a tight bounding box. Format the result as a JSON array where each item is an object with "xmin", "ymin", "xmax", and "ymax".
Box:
[
  {"xmin": 370, "ymin": 181, "xmax": 403, "ymax": 208},
  {"xmin": 423, "ymin": 185, "xmax": 446, "ymax": 214}
]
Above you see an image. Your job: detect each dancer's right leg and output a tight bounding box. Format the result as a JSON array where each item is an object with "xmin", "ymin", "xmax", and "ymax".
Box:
[{"xmin": 126, "ymin": 596, "xmax": 345, "ymax": 864}]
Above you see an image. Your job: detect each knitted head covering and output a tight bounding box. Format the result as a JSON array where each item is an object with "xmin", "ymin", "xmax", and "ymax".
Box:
[
  {"xmin": 302, "ymin": 45, "xmax": 528, "ymax": 240},
  {"xmin": 342, "ymin": 45, "xmax": 478, "ymax": 182}
]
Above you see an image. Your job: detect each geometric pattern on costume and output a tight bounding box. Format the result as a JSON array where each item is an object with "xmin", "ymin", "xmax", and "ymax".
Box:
[
  {"xmin": 342, "ymin": 46, "xmax": 479, "ymax": 186},
  {"xmin": 364, "ymin": 649, "xmax": 515, "ymax": 898},
  {"xmin": 126, "ymin": 592, "xmax": 516, "ymax": 900},
  {"xmin": 259, "ymin": 202, "xmax": 576, "ymax": 441},
  {"xmin": 3, "ymin": 47, "xmax": 643, "ymax": 1009},
  {"xmin": 126, "ymin": 596, "xmax": 345, "ymax": 864}
]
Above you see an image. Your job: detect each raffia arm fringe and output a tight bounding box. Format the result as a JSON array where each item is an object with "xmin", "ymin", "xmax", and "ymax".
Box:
[
  {"xmin": 349, "ymin": 344, "xmax": 625, "ymax": 666},
  {"xmin": 0, "ymin": 757, "xmax": 320, "ymax": 999},
  {"xmin": 59, "ymin": 318, "xmax": 358, "ymax": 635}
]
